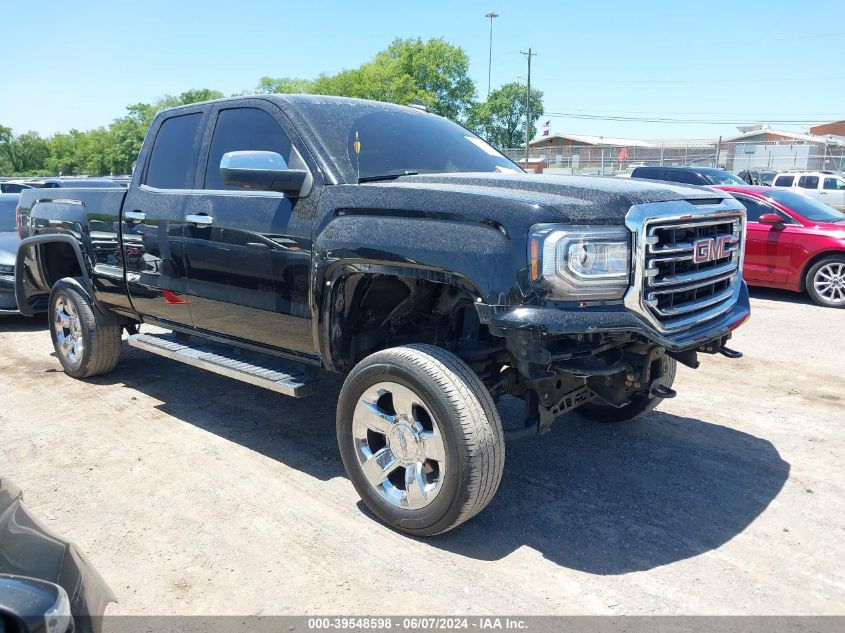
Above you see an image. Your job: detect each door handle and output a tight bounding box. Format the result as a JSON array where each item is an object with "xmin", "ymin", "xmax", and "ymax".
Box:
[
  {"xmin": 124, "ymin": 210, "xmax": 146, "ymax": 223},
  {"xmin": 185, "ymin": 214, "xmax": 213, "ymax": 226}
]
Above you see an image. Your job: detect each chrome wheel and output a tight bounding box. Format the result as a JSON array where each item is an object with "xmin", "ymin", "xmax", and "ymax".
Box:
[
  {"xmin": 814, "ymin": 262, "xmax": 845, "ymax": 304},
  {"xmin": 54, "ymin": 295, "xmax": 84, "ymax": 365},
  {"xmin": 351, "ymin": 381, "xmax": 446, "ymax": 510}
]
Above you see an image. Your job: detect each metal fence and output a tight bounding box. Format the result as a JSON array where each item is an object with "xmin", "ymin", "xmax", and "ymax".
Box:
[{"xmin": 503, "ymin": 139, "xmax": 845, "ymax": 175}]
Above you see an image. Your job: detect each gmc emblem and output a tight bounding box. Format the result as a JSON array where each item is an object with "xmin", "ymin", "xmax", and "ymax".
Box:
[{"xmin": 692, "ymin": 235, "xmax": 734, "ymax": 264}]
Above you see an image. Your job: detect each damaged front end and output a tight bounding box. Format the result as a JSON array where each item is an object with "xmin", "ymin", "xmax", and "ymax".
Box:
[{"xmin": 478, "ymin": 197, "xmax": 750, "ymax": 435}]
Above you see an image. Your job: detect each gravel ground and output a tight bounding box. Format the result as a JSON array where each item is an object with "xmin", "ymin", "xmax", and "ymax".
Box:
[{"xmin": 1, "ymin": 287, "xmax": 843, "ymax": 616}]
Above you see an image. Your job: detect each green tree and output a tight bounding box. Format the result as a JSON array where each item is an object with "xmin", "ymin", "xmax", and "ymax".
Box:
[
  {"xmin": 46, "ymin": 131, "xmax": 81, "ymax": 176},
  {"xmin": 254, "ymin": 38, "xmax": 475, "ymax": 120},
  {"xmin": 0, "ymin": 126, "xmax": 50, "ymax": 174},
  {"xmin": 466, "ymin": 82, "xmax": 544, "ymax": 149},
  {"xmin": 254, "ymin": 76, "xmax": 313, "ymax": 94},
  {"xmin": 375, "ymin": 38, "xmax": 475, "ymax": 120},
  {"xmin": 156, "ymin": 88, "xmax": 224, "ymax": 109}
]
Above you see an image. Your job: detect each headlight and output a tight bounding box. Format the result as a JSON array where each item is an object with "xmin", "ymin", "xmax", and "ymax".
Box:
[
  {"xmin": 0, "ymin": 263, "xmax": 14, "ymax": 275},
  {"xmin": 529, "ymin": 225, "xmax": 631, "ymax": 300}
]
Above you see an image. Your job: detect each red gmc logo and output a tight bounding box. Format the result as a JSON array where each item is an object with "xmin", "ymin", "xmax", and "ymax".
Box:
[{"xmin": 692, "ymin": 235, "xmax": 734, "ymax": 264}]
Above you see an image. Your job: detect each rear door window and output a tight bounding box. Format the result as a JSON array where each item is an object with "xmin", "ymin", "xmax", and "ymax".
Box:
[
  {"xmin": 672, "ymin": 170, "xmax": 704, "ymax": 185},
  {"xmin": 144, "ymin": 113, "xmax": 203, "ymax": 189},
  {"xmin": 798, "ymin": 175, "xmax": 819, "ymax": 189},
  {"xmin": 774, "ymin": 175, "xmax": 795, "ymax": 187},
  {"xmin": 735, "ymin": 195, "xmax": 771, "ymax": 222}
]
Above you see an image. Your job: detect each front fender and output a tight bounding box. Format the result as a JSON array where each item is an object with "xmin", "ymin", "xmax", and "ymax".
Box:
[{"xmin": 313, "ymin": 213, "xmax": 529, "ymax": 305}]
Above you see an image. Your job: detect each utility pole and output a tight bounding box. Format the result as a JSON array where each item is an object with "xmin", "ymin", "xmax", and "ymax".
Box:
[
  {"xmin": 520, "ymin": 48, "xmax": 536, "ymax": 168},
  {"xmin": 485, "ymin": 11, "xmax": 499, "ymax": 98}
]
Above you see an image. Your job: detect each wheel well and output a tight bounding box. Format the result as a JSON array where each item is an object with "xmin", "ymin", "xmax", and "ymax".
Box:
[
  {"xmin": 327, "ymin": 272, "xmax": 500, "ymax": 373},
  {"xmin": 799, "ymin": 250, "xmax": 845, "ymax": 290},
  {"xmin": 39, "ymin": 242, "xmax": 83, "ymax": 289}
]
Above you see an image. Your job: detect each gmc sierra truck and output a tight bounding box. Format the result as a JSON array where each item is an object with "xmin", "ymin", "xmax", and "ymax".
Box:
[{"xmin": 15, "ymin": 95, "xmax": 750, "ymax": 535}]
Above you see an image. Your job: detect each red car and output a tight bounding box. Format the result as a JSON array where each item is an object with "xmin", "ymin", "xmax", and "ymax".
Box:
[{"xmin": 714, "ymin": 185, "xmax": 845, "ymax": 308}]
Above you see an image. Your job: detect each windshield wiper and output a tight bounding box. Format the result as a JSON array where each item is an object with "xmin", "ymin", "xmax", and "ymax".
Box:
[{"xmin": 358, "ymin": 170, "xmax": 419, "ymax": 184}]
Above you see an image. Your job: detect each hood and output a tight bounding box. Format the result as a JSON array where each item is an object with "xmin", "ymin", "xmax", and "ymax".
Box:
[
  {"xmin": 365, "ymin": 173, "xmax": 729, "ymax": 223},
  {"xmin": 0, "ymin": 231, "xmax": 19, "ymax": 265}
]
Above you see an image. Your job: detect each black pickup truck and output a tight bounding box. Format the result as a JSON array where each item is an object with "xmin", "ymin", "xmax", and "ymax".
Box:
[{"xmin": 15, "ymin": 95, "xmax": 750, "ymax": 535}]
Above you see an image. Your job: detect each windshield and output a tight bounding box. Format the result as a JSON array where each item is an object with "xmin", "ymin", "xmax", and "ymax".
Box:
[
  {"xmin": 0, "ymin": 200, "xmax": 17, "ymax": 232},
  {"xmin": 767, "ymin": 189, "xmax": 845, "ymax": 223},
  {"xmin": 300, "ymin": 102, "xmax": 521, "ymax": 182},
  {"xmin": 701, "ymin": 170, "xmax": 745, "ymax": 185}
]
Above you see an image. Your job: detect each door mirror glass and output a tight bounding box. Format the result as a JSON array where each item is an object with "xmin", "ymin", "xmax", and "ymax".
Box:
[
  {"xmin": 220, "ymin": 151, "xmax": 306, "ymax": 195},
  {"xmin": 758, "ymin": 213, "xmax": 785, "ymax": 227}
]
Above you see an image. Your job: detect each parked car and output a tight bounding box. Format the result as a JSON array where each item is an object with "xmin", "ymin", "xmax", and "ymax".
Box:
[
  {"xmin": 0, "ymin": 193, "xmax": 21, "ymax": 313},
  {"xmin": 0, "ymin": 478, "xmax": 114, "ymax": 633},
  {"xmin": 15, "ymin": 95, "xmax": 750, "ymax": 535},
  {"xmin": 737, "ymin": 169, "xmax": 777, "ymax": 186},
  {"xmin": 770, "ymin": 171, "xmax": 845, "ymax": 211},
  {"xmin": 39, "ymin": 178, "xmax": 123, "ymax": 189},
  {"xmin": 715, "ymin": 184, "xmax": 845, "ymax": 307},
  {"xmin": 631, "ymin": 165, "xmax": 746, "ymax": 186},
  {"xmin": 0, "ymin": 181, "xmax": 38, "ymax": 194}
]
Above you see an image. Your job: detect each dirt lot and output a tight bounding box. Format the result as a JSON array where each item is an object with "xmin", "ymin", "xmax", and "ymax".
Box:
[{"xmin": 1, "ymin": 288, "xmax": 843, "ymax": 616}]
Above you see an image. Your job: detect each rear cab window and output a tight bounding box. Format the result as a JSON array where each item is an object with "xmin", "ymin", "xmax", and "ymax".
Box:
[
  {"xmin": 774, "ymin": 175, "xmax": 795, "ymax": 187},
  {"xmin": 144, "ymin": 113, "xmax": 204, "ymax": 189}
]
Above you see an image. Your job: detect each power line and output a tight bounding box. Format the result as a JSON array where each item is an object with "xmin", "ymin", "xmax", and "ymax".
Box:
[
  {"xmin": 542, "ymin": 76, "xmax": 845, "ymax": 84},
  {"xmin": 543, "ymin": 111, "xmax": 834, "ymax": 125}
]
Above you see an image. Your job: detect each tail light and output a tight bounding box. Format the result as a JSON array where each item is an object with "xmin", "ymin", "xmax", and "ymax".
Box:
[{"xmin": 16, "ymin": 205, "xmax": 22, "ymax": 239}]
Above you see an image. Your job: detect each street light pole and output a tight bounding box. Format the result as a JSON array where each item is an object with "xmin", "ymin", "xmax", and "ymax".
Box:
[
  {"xmin": 485, "ymin": 11, "xmax": 498, "ymax": 98},
  {"xmin": 520, "ymin": 48, "xmax": 536, "ymax": 167}
]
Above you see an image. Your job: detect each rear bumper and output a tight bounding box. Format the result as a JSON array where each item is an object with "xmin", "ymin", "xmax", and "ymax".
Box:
[{"xmin": 477, "ymin": 281, "xmax": 751, "ymax": 353}]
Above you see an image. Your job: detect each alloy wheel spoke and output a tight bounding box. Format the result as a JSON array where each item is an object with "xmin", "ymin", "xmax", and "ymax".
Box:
[
  {"xmin": 61, "ymin": 335, "xmax": 75, "ymax": 354},
  {"xmin": 357, "ymin": 400, "xmax": 394, "ymax": 435},
  {"xmin": 361, "ymin": 446, "xmax": 399, "ymax": 487},
  {"xmin": 390, "ymin": 384, "xmax": 419, "ymax": 420},
  {"xmin": 420, "ymin": 429, "xmax": 445, "ymax": 463},
  {"xmin": 404, "ymin": 462, "xmax": 428, "ymax": 507}
]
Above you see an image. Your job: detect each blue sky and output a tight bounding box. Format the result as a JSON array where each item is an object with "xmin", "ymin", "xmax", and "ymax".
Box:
[{"xmin": 1, "ymin": 0, "xmax": 843, "ymax": 141}]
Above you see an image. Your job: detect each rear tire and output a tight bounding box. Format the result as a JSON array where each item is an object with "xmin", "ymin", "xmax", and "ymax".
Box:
[
  {"xmin": 805, "ymin": 256, "xmax": 845, "ymax": 308},
  {"xmin": 337, "ymin": 344, "xmax": 505, "ymax": 536},
  {"xmin": 49, "ymin": 277, "xmax": 122, "ymax": 378},
  {"xmin": 578, "ymin": 357, "xmax": 677, "ymax": 424}
]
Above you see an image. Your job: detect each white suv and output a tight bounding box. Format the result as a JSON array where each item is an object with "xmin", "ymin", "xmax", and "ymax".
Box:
[{"xmin": 771, "ymin": 171, "xmax": 845, "ymax": 211}]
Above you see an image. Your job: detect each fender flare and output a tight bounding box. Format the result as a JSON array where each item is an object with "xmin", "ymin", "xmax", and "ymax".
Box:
[{"xmin": 14, "ymin": 234, "xmax": 93, "ymax": 317}]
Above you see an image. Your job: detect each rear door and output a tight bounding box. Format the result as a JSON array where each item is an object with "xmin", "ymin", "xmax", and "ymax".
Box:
[
  {"xmin": 820, "ymin": 176, "xmax": 845, "ymax": 210},
  {"xmin": 797, "ymin": 174, "xmax": 821, "ymax": 202},
  {"xmin": 183, "ymin": 102, "xmax": 315, "ymax": 353},
  {"xmin": 122, "ymin": 107, "xmax": 206, "ymax": 324},
  {"xmin": 735, "ymin": 194, "xmax": 796, "ymax": 284}
]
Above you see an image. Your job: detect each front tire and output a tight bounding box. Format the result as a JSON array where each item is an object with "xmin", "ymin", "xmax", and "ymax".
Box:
[
  {"xmin": 806, "ymin": 256, "xmax": 845, "ymax": 308},
  {"xmin": 49, "ymin": 277, "xmax": 122, "ymax": 378},
  {"xmin": 577, "ymin": 357, "xmax": 677, "ymax": 424},
  {"xmin": 337, "ymin": 344, "xmax": 505, "ymax": 536}
]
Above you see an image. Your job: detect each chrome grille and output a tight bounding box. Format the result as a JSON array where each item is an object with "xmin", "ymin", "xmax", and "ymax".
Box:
[{"xmin": 643, "ymin": 215, "xmax": 742, "ymax": 330}]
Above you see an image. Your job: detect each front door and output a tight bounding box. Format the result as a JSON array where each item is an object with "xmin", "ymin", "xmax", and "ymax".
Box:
[
  {"xmin": 123, "ymin": 109, "xmax": 205, "ymax": 325},
  {"xmin": 183, "ymin": 104, "xmax": 315, "ymax": 354},
  {"xmin": 820, "ymin": 176, "xmax": 845, "ymax": 211},
  {"xmin": 736, "ymin": 194, "xmax": 796, "ymax": 284}
]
